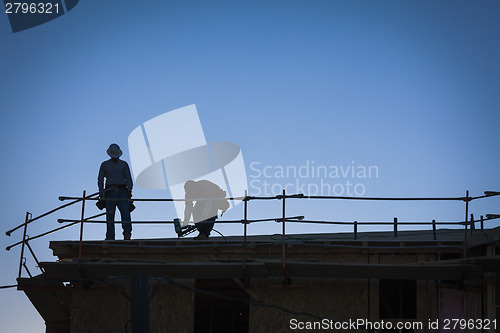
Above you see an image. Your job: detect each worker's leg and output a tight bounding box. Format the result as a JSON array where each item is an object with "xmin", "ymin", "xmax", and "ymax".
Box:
[
  {"xmin": 105, "ymin": 189, "xmax": 118, "ymax": 240},
  {"xmin": 116, "ymin": 188, "xmax": 132, "ymax": 239},
  {"xmin": 195, "ymin": 216, "xmax": 216, "ymax": 237}
]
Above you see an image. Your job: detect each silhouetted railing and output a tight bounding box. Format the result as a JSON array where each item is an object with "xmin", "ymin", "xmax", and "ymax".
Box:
[{"xmin": 5, "ymin": 188, "xmax": 500, "ymax": 283}]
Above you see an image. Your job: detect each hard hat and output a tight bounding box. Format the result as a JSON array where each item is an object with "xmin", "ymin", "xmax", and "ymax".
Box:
[{"xmin": 107, "ymin": 143, "xmax": 123, "ymax": 158}]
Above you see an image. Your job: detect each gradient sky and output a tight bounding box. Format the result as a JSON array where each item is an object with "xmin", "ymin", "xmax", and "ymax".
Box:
[{"xmin": 1, "ymin": 1, "xmax": 499, "ymax": 331}]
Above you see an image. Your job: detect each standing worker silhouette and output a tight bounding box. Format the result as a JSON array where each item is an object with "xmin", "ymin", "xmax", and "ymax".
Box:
[
  {"xmin": 183, "ymin": 180, "xmax": 229, "ymax": 240},
  {"xmin": 98, "ymin": 144, "xmax": 133, "ymax": 240}
]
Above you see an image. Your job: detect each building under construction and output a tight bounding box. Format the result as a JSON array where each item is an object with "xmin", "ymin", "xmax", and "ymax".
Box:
[{"xmin": 6, "ymin": 191, "xmax": 500, "ymax": 333}]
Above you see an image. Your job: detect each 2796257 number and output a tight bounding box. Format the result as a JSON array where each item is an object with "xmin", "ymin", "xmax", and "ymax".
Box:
[
  {"xmin": 5, "ymin": 2, "xmax": 60, "ymax": 14},
  {"xmin": 442, "ymin": 319, "xmax": 496, "ymax": 330}
]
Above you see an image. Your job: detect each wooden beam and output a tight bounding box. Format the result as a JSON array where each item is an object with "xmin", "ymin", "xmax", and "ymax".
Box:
[{"xmin": 39, "ymin": 260, "xmax": 485, "ymax": 281}]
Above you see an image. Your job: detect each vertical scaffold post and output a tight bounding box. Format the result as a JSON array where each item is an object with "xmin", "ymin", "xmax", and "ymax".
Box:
[
  {"xmin": 470, "ymin": 214, "xmax": 475, "ymax": 234},
  {"xmin": 18, "ymin": 211, "xmax": 31, "ymax": 279},
  {"xmin": 432, "ymin": 220, "xmax": 437, "ymax": 241},
  {"xmin": 354, "ymin": 221, "xmax": 358, "ymax": 240},
  {"xmin": 463, "ymin": 190, "xmax": 469, "ymax": 258},
  {"xmin": 243, "ymin": 190, "xmax": 248, "ymax": 271},
  {"xmin": 480, "ymin": 215, "xmax": 484, "ymax": 231},
  {"xmin": 78, "ymin": 190, "xmax": 86, "ymax": 260},
  {"xmin": 393, "ymin": 217, "xmax": 398, "ymax": 238},
  {"xmin": 282, "ymin": 189, "xmax": 289, "ymax": 288}
]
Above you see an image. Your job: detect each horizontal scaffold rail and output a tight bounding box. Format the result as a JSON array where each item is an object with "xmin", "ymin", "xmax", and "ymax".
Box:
[
  {"xmin": 57, "ymin": 192, "xmax": 492, "ymax": 203},
  {"xmin": 3, "ymin": 188, "xmax": 500, "ymax": 284},
  {"xmin": 54, "ymin": 216, "xmax": 499, "ymax": 226},
  {"xmin": 6, "ymin": 191, "xmax": 500, "ymax": 241}
]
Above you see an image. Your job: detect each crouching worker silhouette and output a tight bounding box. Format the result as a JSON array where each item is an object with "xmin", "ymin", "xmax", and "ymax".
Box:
[
  {"xmin": 97, "ymin": 143, "xmax": 133, "ymax": 241},
  {"xmin": 183, "ymin": 180, "xmax": 229, "ymax": 240}
]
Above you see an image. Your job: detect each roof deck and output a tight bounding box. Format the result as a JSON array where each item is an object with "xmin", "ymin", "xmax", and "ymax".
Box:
[{"xmin": 35, "ymin": 227, "xmax": 500, "ymax": 281}]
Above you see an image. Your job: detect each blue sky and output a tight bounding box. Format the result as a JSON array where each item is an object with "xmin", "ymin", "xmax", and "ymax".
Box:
[{"xmin": 1, "ymin": 1, "xmax": 499, "ymax": 331}]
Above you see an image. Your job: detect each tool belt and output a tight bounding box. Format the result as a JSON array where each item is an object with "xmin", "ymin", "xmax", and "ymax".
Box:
[
  {"xmin": 96, "ymin": 185, "xmax": 135, "ymax": 212},
  {"xmin": 106, "ymin": 184, "xmax": 128, "ymax": 189}
]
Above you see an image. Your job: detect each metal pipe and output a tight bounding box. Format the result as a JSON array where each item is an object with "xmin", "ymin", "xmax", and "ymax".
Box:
[
  {"xmin": 59, "ymin": 196, "xmax": 247, "ymax": 202},
  {"xmin": 393, "ymin": 217, "xmax": 398, "ymax": 238},
  {"xmin": 57, "ymin": 212, "xmax": 106, "ymax": 224},
  {"xmin": 56, "ymin": 217, "xmax": 469, "ymax": 226},
  {"xmin": 243, "ymin": 190, "xmax": 248, "ymax": 279},
  {"xmin": 18, "ymin": 212, "xmax": 30, "ymax": 279},
  {"xmin": 245, "ymin": 195, "xmax": 283, "ymax": 200},
  {"xmin": 57, "ymin": 216, "xmax": 303, "ymax": 224},
  {"xmin": 282, "ymin": 189, "xmax": 288, "ymax": 288},
  {"xmin": 283, "ymin": 219, "xmax": 468, "ymax": 225},
  {"xmin": 303, "ymin": 195, "xmax": 467, "ymax": 201},
  {"xmin": 60, "ymin": 196, "xmax": 174, "ymax": 202},
  {"xmin": 6, "ymin": 213, "xmax": 105, "ymax": 251},
  {"xmin": 243, "ymin": 191, "xmax": 248, "ymax": 261},
  {"xmin": 463, "ymin": 190, "xmax": 469, "ymax": 258},
  {"xmin": 58, "ymin": 212, "xmax": 106, "ymax": 224},
  {"xmin": 58, "ymin": 193, "xmax": 483, "ymax": 202},
  {"xmin": 22, "ymin": 260, "xmax": 32, "ymax": 278},
  {"xmin": 432, "ymin": 220, "xmax": 437, "ymax": 240},
  {"xmin": 25, "ymin": 242, "xmax": 44, "ymax": 273},
  {"xmin": 6, "ymin": 191, "xmax": 101, "ymax": 236},
  {"xmin": 354, "ymin": 221, "xmax": 358, "ymax": 240},
  {"xmin": 78, "ymin": 190, "xmax": 86, "ymax": 260}
]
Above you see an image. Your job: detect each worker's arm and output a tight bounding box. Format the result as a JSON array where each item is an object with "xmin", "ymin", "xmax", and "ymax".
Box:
[
  {"xmin": 97, "ymin": 162, "xmax": 105, "ymax": 194},
  {"xmin": 184, "ymin": 199, "xmax": 193, "ymax": 223},
  {"xmin": 124, "ymin": 162, "xmax": 133, "ymax": 191}
]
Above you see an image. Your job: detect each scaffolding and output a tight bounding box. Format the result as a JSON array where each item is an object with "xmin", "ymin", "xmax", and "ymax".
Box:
[
  {"xmin": 4, "ymin": 189, "xmax": 500, "ymax": 333},
  {"xmin": 5, "ymin": 188, "xmax": 500, "ymax": 282}
]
